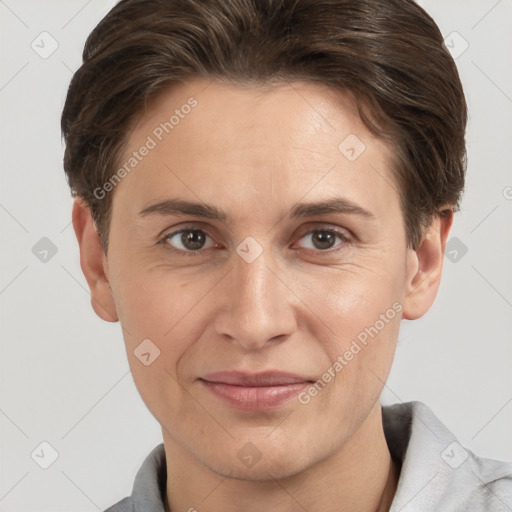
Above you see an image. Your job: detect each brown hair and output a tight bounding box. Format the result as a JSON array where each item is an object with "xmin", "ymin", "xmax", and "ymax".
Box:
[{"xmin": 61, "ymin": 0, "xmax": 467, "ymax": 252}]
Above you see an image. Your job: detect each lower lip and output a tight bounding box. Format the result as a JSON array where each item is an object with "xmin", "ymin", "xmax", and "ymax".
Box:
[{"xmin": 199, "ymin": 380, "xmax": 310, "ymax": 411}]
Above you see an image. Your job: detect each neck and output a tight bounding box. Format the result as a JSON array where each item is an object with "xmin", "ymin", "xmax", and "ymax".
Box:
[{"xmin": 163, "ymin": 403, "xmax": 398, "ymax": 512}]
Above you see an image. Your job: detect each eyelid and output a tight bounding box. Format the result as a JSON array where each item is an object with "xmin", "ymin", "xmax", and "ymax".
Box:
[
  {"xmin": 297, "ymin": 223, "xmax": 351, "ymax": 238},
  {"xmin": 156, "ymin": 220, "xmax": 216, "ymax": 240}
]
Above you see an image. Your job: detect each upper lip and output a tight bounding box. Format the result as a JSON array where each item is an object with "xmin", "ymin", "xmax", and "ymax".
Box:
[{"xmin": 200, "ymin": 371, "xmax": 315, "ymax": 387}]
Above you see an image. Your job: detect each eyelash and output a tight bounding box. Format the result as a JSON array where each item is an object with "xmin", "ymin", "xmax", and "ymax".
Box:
[{"xmin": 159, "ymin": 225, "xmax": 352, "ymax": 257}]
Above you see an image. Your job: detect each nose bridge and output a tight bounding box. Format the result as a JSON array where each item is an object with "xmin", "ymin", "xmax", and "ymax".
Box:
[
  {"xmin": 215, "ymin": 245, "xmax": 296, "ymax": 350},
  {"xmin": 236, "ymin": 253, "xmax": 275, "ymax": 311}
]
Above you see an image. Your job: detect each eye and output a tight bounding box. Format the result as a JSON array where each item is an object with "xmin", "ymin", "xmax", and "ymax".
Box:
[
  {"xmin": 159, "ymin": 225, "xmax": 350, "ymax": 257},
  {"xmin": 161, "ymin": 228, "xmax": 216, "ymax": 254},
  {"xmin": 296, "ymin": 228, "xmax": 350, "ymax": 251}
]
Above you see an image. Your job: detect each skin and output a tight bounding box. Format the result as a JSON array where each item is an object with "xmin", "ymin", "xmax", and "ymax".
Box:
[{"xmin": 73, "ymin": 79, "xmax": 453, "ymax": 512}]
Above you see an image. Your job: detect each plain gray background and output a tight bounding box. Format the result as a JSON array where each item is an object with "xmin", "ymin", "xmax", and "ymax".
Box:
[{"xmin": 1, "ymin": 0, "xmax": 511, "ymax": 510}]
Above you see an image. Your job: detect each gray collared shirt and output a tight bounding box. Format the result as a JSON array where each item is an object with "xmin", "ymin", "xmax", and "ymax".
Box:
[{"xmin": 104, "ymin": 401, "xmax": 512, "ymax": 511}]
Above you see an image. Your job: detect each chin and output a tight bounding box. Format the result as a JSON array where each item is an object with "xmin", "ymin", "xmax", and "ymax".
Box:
[
  {"xmin": 201, "ymin": 441, "xmax": 314, "ymax": 482},
  {"xmin": 212, "ymin": 456, "xmax": 309, "ymax": 482}
]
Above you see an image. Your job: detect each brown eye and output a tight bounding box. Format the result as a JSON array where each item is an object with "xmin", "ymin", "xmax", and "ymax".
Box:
[
  {"xmin": 163, "ymin": 229, "xmax": 214, "ymax": 253},
  {"xmin": 311, "ymin": 231, "xmax": 336, "ymax": 250},
  {"xmin": 297, "ymin": 229, "xmax": 348, "ymax": 251}
]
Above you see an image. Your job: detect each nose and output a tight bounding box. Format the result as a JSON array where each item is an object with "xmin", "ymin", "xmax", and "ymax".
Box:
[{"xmin": 213, "ymin": 249, "xmax": 297, "ymax": 351}]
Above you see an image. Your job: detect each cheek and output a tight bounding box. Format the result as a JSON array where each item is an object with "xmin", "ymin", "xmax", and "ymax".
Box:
[
  {"xmin": 112, "ymin": 266, "xmax": 220, "ymax": 369},
  {"xmin": 294, "ymin": 256, "xmax": 404, "ymax": 397},
  {"xmin": 297, "ymin": 251, "xmax": 404, "ymax": 333},
  {"xmin": 112, "ymin": 271, "xmax": 209, "ymax": 421}
]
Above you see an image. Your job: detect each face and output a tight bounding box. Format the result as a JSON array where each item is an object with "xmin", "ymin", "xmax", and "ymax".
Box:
[{"xmin": 76, "ymin": 78, "xmax": 449, "ymax": 480}]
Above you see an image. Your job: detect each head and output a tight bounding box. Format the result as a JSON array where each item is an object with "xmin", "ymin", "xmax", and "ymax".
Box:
[{"xmin": 63, "ymin": 0, "xmax": 467, "ymax": 480}]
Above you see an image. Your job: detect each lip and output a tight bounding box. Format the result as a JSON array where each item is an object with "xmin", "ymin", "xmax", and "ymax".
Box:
[{"xmin": 199, "ymin": 371, "xmax": 314, "ymax": 411}]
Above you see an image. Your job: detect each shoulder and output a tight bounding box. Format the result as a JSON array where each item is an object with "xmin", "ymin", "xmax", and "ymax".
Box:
[
  {"xmin": 384, "ymin": 401, "xmax": 512, "ymax": 511},
  {"xmin": 461, "ymin": 452, "xmax": 512, "ymax": 511}
]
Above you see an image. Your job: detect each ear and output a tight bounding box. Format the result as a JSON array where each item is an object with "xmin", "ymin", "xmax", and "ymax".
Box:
[
  {"xmin": 402, "ymin": 209, "xmax": 454, "ymax": 320},
  {"xmin": 72, "ymin": 198, "xmax": 118, "ymax": 322}
]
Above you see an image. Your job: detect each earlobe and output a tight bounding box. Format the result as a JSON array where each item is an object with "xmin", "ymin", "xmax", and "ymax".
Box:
[
  {"xmin": 402, "ymin": 210, "xmax": 454, "ymax": 320},
  {"xmin": 72, "ymin": 198, "xmax": 119, "ymax": 322}
]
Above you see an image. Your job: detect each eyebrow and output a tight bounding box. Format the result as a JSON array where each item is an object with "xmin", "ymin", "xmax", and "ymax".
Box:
[{"xmin": 138, "ymin": 197, "xmax": 375, "ymax": 221}]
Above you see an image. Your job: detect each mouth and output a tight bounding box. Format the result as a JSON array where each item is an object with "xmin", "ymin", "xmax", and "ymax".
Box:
[{"xmin": 198, "ymin": 371, "xmax": 315, "ymax": 411}]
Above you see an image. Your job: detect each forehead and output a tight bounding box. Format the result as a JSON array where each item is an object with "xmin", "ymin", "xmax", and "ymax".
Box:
[
  {"xmin": 113, "ymin": 78, "xmax": 400, "ymax": 226},
  {"xmin": 132, "ymin": 79, "xmax": 373, "ymax": 153}
]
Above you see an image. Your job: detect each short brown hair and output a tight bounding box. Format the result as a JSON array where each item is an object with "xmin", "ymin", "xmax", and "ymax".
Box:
[{"xmin": 61, "ymin": 0, "xmax": 467, "ymax": 252}]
